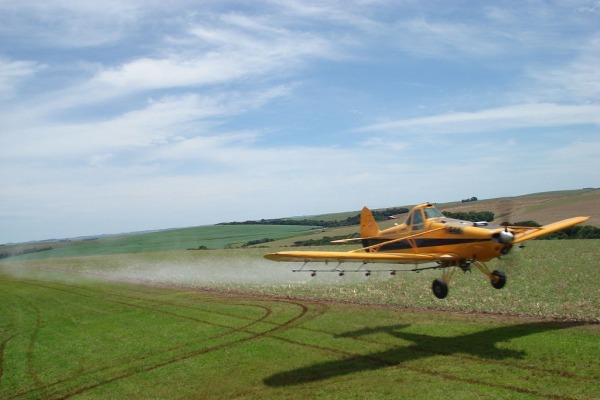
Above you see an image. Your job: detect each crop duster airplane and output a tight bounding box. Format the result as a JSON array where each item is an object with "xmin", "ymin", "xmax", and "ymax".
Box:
[{"xmin": 264, "ymin": 203, "xmax": 589, "ymax": 299}]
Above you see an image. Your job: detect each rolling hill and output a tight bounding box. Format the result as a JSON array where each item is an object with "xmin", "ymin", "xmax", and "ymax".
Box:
[
  {"xmin": 306, "ymin": 188, "xmax": 600, "ymax": 227},
  {"xmin": 2, "ymin": 188, "xmax": 598, "ymax": 258},
  {"xmin": 437, "ymin": 188, "xmax": 600, "ymax": 226}
]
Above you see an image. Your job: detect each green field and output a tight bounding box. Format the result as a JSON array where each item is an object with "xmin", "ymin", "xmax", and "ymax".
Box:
[
  {"xmin": 2, "ymin": 224, "xmax": 321, "ymax": 261},
  {"xmin": 1, "ymin": 239, "xmax": 599, "ymax": 399}
]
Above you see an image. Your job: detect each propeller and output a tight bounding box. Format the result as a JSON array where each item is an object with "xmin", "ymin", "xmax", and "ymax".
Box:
[
  {"xmin": 497, "ymin": 198, "xmax": 514, "ymax": 226},
  {"xmin": 495, "ymin": 198, "xmax": 523, "ymax": 268}
]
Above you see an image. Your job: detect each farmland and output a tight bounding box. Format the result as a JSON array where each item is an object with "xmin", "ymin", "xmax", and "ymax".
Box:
[
  {"xmin": 1, "ymin": 189, "xmax": 599, "ymax": 399},
  {"xmin": 0, "ymin": 224, "xmax": 321, "ymax": 261},
  {"xmin": 1, "ymin": 239, "xmax": 599, "ymax": 399}
]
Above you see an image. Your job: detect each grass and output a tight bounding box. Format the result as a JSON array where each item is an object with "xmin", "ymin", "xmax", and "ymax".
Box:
[
  {"xmin": 1, "ymin": 239, "xmax": 599, "ymax": 399},
  {"xmin": 253, "ymin": 239, "xmax": 600, "ymax": 321},
  {"xmin": 3, "ymin": 240, "xmax": 599, "ymax": 321},
  {"xmin": 3, "ymin": 224, "xmax": 320, "ymax": 261},
  {"xmin": 0, "ymin": 274, "xmax": 598, "ymax": 399}
]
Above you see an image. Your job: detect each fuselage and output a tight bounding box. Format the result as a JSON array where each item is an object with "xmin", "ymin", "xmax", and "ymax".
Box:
[{"xmin": 364, "ymin": 203, "xmax": 512, "ymax": 262}]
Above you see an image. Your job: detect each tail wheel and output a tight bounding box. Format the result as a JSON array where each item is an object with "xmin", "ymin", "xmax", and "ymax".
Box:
[
  {"xmin": 432, "ymin": 279, "xmax": 449, "ymax": 299},
  {"xmin": 491, "ymin": 270, "xmax": 507, "ymax": 289}
]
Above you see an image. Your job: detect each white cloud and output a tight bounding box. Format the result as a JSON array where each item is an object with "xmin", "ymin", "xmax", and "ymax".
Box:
[
  {"xmin": 355, "ymin": 103, "xmax": 600, "ymax": 134},
  {"xmin": 393, "ymin": 18, "xmax": 503, "ymax": 59},
  {"xmin": 2, "ymin": 1, "xmax": 600, "ymax": 243},
  {"xmin": 551, "ymin": 137, "xmax": 600, "ymax": 161},
  {"xmin": 0, "ymin": 0, "xmax": 142, "ymax": 47},
  {"xmin": 31, "ymin": 13, "xmax": 336, "ymax": 111},
  {"xmin": 526, "ymin": 34, "xmax": 600, "ymax": 102},
  {"xmin": 0, "ymin": 58, "xmax": 46, "ymax": 99},
  {"xmin": 1, "ymin": 87, "xmax": 292, "ymax": 163},
  {"xmin": 359, "ymin": 137, "xmax": 409, "ymax": 151}
]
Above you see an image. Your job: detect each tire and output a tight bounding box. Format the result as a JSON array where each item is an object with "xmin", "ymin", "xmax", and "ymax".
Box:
[
  {"xmin": 491, "ymin": 270, "xmax": 507, "ymax": 289},
  {"xmin": 432, "ymin": 278, "xmax": 449, "ymax": 299}
]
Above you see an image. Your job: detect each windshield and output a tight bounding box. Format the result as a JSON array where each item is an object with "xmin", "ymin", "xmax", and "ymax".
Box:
[
  {"xmin": 411, "ymin": 209, "xmax": 424, "ymax": 230},
  {"xmin": 424, "ymin": 206, "xmax": 444, "ymax": 219}
]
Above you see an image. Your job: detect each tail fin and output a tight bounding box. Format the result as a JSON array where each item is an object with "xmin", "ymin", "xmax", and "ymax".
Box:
[{"xmin": 360, "ymin": 207, "xmax": 380, "ymax": 238}]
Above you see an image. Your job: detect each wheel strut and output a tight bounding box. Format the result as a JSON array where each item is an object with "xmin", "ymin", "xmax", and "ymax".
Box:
[
  {"xmin": 431, "ymin": 264, "xmax": 458, "ymax": 299},
  {"xmin": 473, "ymin": 261, "xmax": 507, "ymax": 290}
]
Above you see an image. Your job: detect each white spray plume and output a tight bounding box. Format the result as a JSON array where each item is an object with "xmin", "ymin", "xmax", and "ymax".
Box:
[{"xmin": 1, "ymin": 253, "xmax": 383, "ymax": 289}]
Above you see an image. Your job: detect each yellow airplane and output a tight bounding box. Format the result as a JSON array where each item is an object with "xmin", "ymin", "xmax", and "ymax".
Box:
[{"xmin": 264, "ymin": 203, "xmax": 589, "ymax": 299}]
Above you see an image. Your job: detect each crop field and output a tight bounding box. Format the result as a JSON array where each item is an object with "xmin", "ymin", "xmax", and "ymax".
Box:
[
  {"xmin": 2, "ymin": 224, "xmax": 321, "ymax": 261},
  {"xmin": 1, "ymin": 239, "xmax": 599, "ymax": 399}
]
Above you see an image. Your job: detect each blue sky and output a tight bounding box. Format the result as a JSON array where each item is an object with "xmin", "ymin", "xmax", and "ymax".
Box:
[{"xmin": 1, "ymin": 0, "xmax": 599, "ymax": 243}]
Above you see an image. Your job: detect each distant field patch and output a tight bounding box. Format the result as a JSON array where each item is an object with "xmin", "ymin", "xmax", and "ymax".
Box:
[{"xmin": 4, "ymin": 225, "xmax": 320, "ymax": 261}]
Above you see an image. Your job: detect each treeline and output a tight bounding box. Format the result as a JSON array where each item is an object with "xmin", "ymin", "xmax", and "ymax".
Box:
[
  {"xmin": 443, "ymin": 211, "xmax": 495, "ymax": 222},
  {"xmin": 540, "ymin": 225, "xmax": 600, "ymax": 239},
  {"xmin": 220, "ymin": 207, "xmax": 409, "ymax": 228},
  {"xmin": 501, "ymin": 222, "xmax": 600, "ymax": 239},
  {"xmin": 241, "ymin": 238, "xmax": 275, "ymax": 247},
  {"xmin": 0, "ymin": 246, "xmax": 53, "ymax": 260},
  {"xmin": 292, "ymin": 233, "xmax": 360, "ymax": 247}
]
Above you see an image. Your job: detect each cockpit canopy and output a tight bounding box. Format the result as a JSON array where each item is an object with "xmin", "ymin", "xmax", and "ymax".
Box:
[{"xmin": 405, "ymin": 203, "xmax": 444, "ymax": 230}]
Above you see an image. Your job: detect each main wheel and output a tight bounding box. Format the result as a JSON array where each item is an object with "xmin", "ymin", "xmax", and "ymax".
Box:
[
  {"xmin": 432, "ymin": 278, "xmax": 449, "ymax": 299},
  {"xmin": 490, "ymin": 269, "xmax": 507, "ymax": 289}
]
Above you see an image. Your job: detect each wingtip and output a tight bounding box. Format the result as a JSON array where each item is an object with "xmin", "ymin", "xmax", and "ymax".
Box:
[{"xmin": 264, "ymin": 253, "xmax": 279, "ymax": 261}]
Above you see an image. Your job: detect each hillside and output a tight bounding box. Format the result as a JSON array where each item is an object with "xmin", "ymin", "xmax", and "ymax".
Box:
[
  {"xmin": 304, "ymin": 188, "xmax": 600, "ymax": 226},
  {"xmin": 2, "ymin": 188, "xmax": 598, "ymax": 258},
  {"xmin": 258, "ymin": 188, "xmax": 600, "ymax": 248},
  {"xmin": 0, "ymin": 225, "xmax": 321, "ymax": 261},
  {"xmin": 437, "ymin": 188, "xmax": 600, "ymax": 226}
]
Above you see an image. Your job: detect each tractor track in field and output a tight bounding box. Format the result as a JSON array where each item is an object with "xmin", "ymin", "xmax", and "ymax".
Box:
[
  {"xmin": 3, "ymin": 277, "xmax": 595, "ymax": 399},
  {"xmin": 26, "ymin": 302, "xmax": 43, "ymax": 390},
  {"xmin": 6, "ymin": 279, "xmax": 277, "ymax": 398},
  {"xmin": 180, "ymin": 288, "xmax": 598, "ymax": 395},
  {"xmin": 54, "ymin": 299, "xmax": 319, "ymax": 400},
  {"xmin": 4, "ymin": 279, "xmax": 325, "ymax": 400},
  {"xmin": 0, "ymin": 332, "xmax": 16, "ymax": 385},
  {"xmin": 0, "ymin": 285, "xmax": 13, "ymax": 385},
  {"xmin": 0, "ymin": 286, "xmax": 46, "ymax": 391},
  {"xmin": 114, "ymin": 282, "xmax": 595, "ymax": 399}
]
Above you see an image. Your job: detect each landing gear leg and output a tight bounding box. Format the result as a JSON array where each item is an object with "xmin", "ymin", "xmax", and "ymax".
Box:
[{"xmin": 473, "ymin": 261, "xmax": 507, "ymax": 290}]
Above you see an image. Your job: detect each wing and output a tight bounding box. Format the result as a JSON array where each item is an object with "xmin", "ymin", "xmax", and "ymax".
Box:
[
  {"xmin": 265, "ymin": 227, "xmax": 455, "ymax": 264},
  {"xmin": 513, "ymin": 216, "xmax": 589, "ymax": 243},
  {"xmin": 264, "ymin": 250, "xmax": 458, "ymax": 265}
]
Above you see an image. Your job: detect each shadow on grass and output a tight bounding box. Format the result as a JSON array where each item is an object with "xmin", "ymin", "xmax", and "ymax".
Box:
[{"xmin": 263, "ymin": 321, "xmax": 583, "ymax": 387}]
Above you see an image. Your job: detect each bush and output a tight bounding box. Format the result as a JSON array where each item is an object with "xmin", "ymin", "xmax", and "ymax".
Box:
[{"xmin": 443, "ymin": 211, "xmax": 494, "ymax": 222}]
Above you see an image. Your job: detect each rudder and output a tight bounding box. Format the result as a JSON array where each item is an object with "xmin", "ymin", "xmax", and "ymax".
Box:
[{"xmin": 360, "ymin": 207, "xmax": 380, "ymax": 238}]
